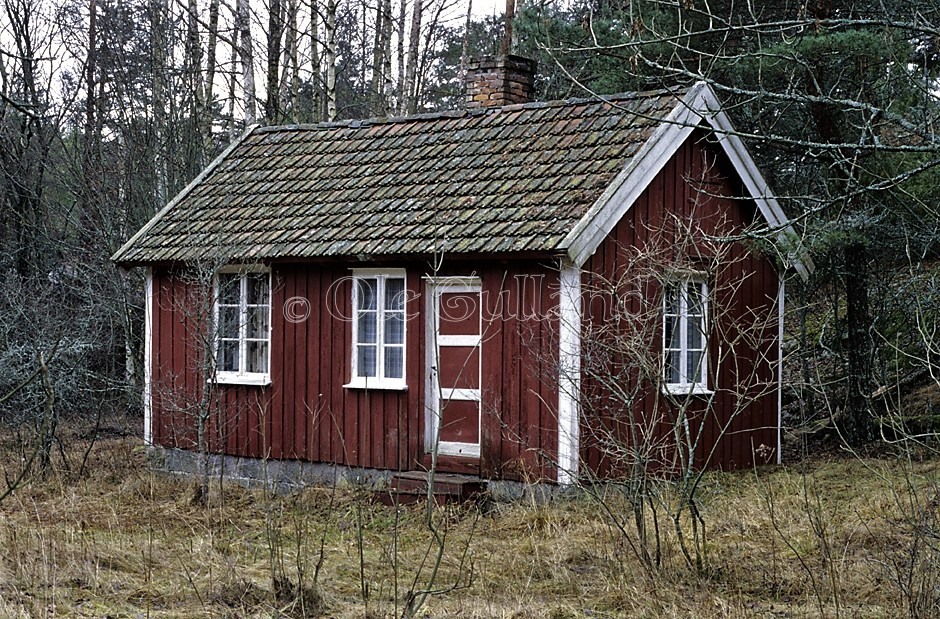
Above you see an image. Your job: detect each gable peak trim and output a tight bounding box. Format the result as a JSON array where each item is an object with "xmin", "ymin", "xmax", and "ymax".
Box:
[{"xmin": 561, "ymin": 81, "xmax": 811, "ymax": 280}]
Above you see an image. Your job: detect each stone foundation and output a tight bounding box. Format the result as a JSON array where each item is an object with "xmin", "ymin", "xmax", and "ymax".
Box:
[{"xmin": 148, "ymin": 447, "xmax": 568, "ymax": 503}]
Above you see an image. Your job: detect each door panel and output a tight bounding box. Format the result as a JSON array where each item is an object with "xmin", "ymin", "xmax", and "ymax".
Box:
[
  {"xmin": 438, "ymin": 292, "xmax": 481, "ymax": 336},
  {"xmin": 438, "ymin": 398, "xmax": 481, "ymax": 444},
  {"xmin": 438, "ymin": 346, "xmax": 480, "ymax": 389}
]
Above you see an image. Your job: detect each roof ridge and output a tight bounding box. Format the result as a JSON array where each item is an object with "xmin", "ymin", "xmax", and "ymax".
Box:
[{"xmin": 252, "ymin": 85, "xmax": 691, "ymax": 134}]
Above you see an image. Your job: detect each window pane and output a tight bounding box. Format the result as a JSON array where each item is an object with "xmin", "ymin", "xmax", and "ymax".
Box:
[
  {"xmin": 384, "ymin": 313, "xmax": 404, "ymax": 344},
  {"xmin": 247, "ymin": 341, "xmax": 269, "ymax": 373},
  {"xmin": 247, "ymin": 306, "xmax": 269, "ymax": 339},
  {"xmin": 219, "ymin": 307, "xmax": 240, "ymax": 339},
  {"xmin": 356, "ymin": 278, "xmax": 377, "ymax": 311},
  {"xmin": 664, "ymin": 286, "xmax": 678, "ymax": 315},
  {"xmin": 688, "ymin": 318, "xmax": 702, "ymax": 351},
  {"xmin": 687, "ymin": 282, "xmax": 703, "ymax": 315},
  {"xmin": 218, "ymin": 274, "xmax": 240, "ymax": 305},
  {"xmin": 357, "ymin": 345, "xmax": 377, "ymax": 377},
  {"xmin": 218, "ymin": 339, "xmax": 239, "ymax": 372},
  {"xmin": 666, "ymin": 350, "xmax": 681, "ymax": 384},
  {"xmin": 247, "ymin": 273, "xmax": 269, "ymax": 305},
  {"xmin": 384, "ymin": 346, "xmax": 403, "ymax": 379},
  {"xmin": 357, "ymin": 311, "xmax": 377, "ymax": 344},
  {"xmin": 666, "ymin": 314, "xmax": 681, "ymax": 350},
  {"xmin": 688, "ymin": 350, "xmax": 703, "ymax": 384},
  {"xmin": 385, "ymin": 278, "xmax": 405, "ymax": 311}
]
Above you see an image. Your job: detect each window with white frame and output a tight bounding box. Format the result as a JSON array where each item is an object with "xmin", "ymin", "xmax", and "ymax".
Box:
[
  {"xmin": 347, "ymin": 270, "xmax": 407, "ymax": 389},
  {"xmin": 215, "ymin": 269, "xmax": 271, "ymax": 384},
  {"xmin": 663, "ymin": 278, "xmax": 708, "ymax": 393}
]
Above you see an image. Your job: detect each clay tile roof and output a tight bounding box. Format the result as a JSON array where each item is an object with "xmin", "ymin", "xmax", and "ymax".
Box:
[{"xmin": 113, "ymin": 87, "xmax": 690, "ymax": 264}]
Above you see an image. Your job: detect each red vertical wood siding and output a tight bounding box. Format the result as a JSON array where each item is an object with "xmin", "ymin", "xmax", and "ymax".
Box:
[
  {"xmin": 479, "ymin": 264, "xmax": 559, "ymax": 481},
  {"xmin": 581, "ymin": 132, "xmax": 780, "ymax": 473},
  {"xmin": 150, "ymin": 261, "xmax": 560, "ymax": 481}
]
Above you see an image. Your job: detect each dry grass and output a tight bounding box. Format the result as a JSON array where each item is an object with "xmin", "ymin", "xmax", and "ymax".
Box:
[{"xmin": 3, "ymin": 424, "xmax": 940, "ymax": 617}]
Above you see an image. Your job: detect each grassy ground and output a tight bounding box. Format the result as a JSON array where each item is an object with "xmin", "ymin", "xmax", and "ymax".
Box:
[{"xmin": 2, "ymin": 425, "xmax": 940, "ymax": 618}]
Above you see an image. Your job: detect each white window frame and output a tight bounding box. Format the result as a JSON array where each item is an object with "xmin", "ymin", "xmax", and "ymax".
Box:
[
  {"xmin": 213, "ymin": 266, "xmax": 272, "ymax": 386},
  {"xmin": 344, "ymin": 268, "xmax": 408, "ymax": 391},
  {"xmin": 663, "ymin": 276, "xmax": 711, "ymax": 395}
]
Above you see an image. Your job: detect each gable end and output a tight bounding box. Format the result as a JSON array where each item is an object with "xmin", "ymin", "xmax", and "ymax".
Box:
[{"xmin": 562, "ymin": 82, "xmax": 812, "ymax": 280}]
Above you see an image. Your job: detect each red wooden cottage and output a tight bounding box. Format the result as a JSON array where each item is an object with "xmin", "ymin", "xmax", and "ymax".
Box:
[{"xmin": 113, "ymin": 56, "xmax": 810, "ymax": 487}]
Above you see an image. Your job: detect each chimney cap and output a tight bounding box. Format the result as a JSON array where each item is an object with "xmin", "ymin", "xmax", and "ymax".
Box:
[{"xmin": 465, "ymin": 54, "xmax": 538, "ymax": 72}]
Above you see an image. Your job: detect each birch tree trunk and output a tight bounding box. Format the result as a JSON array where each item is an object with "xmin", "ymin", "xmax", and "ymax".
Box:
[
  {"xmin": 324, "ymin": 0, "xmax": 337, "ymax": 121},
  {"xmin": 279, "ymin": 0, "xmax": 299, "ymax": 122},
  {"xmin": 460, "ymin": 0, "xmax": 472, "ymax": 76},
  {"xmin": 227, "ymin": 22, "xmax": 240, "ymax": 137},
  {"xmin": 236, "ymin": 0, "xmax": 256, "ymax": 124},
  {"xmin": 308, "ymin": 0, "xmax": 322, "ymax": 121},
  {"xmin": 204, "ymin": 0, "xmax": 219, "ymax": 146},
  {"xmin": 84, "ymin": 0, "xmax": 98, "ymax": 189}
]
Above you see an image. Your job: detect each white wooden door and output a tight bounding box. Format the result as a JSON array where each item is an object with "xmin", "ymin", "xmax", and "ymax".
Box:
[{"xmin": 425, "ymin": 278, "xmax": 482, "ymax": 458}]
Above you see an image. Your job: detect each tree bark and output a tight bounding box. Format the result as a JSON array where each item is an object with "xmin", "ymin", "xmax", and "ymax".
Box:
[
  {"xmin": 236, "ymin": 0, "xmax": 256, "ymax": 124},
  {"xmin": 279, "ymin": 0, "xmax": 299, "ymax": 122},
  {"xmin": 501, "ymin": 0, "xmax": 515, "ymax": 55},
  {"xmin": 309, "ymin": 0, "xmax": 322, "ymax": 121},
  {"xmin": 370, "ymin": 0, "xmax": 387, "ymax": 116},
  {"xmin": 205, "ymin": 0, "xmax": 220, "ymax": 148},
  {"xmin": 403, "ymin": 0, "xmax": 422, "ymax": 114},
  {"xmin": 381, "ymin": 0, "xmax": 392, "ymax": 112},
  {"xmin": 227, "ymin": 20, "xmax": 240, "ymax": 137},
  {"xmin": 185, "ymin": 0, "xmax": 206, "ymax": 170},
  {"xmin": 396, "ymin": 0, "xmax": 405, "ymax": 114},
  {"xmin": 324, "ymin": 0, "xmax": 336, "ymax": 121},
  {"xmin": 844, "ymin": 241, "xmax": 872, "ymax": 442},
  {"xmin": 265, "ymin": 0, "xmax": 283, "ymax": 122}
]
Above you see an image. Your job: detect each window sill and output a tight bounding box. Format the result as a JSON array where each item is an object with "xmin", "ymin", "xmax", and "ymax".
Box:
[
  {"xmin": 213, "ymin": 372, "xmax": 271, "ymax": 387},
  {"xmin": 663, "ymin": 384, "xmax": 713, "ymax": 396},
  {"xmin": 344, "ymin": 377, "xmax": 408, "ymax": 391}
]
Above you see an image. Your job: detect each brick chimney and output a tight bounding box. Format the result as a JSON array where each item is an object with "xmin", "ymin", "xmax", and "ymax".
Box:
[{"xmin": 465, "ymin": 55, "xmax": 537, "ymax": 109}]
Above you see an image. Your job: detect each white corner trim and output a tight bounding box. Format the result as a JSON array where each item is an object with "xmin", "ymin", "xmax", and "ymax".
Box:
[
  {"xmin": 777, "ymin": 276, "xmax": 785, "ymax": 465},
  {"xmin": 143, "ymin": 268, "xmax": 153, "ymax": 446},
  {"xmin": 112, "ymin": 124, "xmax": 259, "ymax": 264},
  {"xmin": 557, "ymin": 259, "xmax": 582, "ymax": 485}
]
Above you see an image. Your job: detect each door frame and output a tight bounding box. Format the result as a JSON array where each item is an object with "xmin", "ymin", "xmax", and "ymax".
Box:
[{"xmin": 424, "ymin": 276, "xmax": 483, "ymax": 458}]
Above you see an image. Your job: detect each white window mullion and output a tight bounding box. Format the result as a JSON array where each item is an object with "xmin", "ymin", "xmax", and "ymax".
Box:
[
  {"xmin": 377, "ymin": 277, "xmax": 386, "ymax": 381},
  {"xmin": 238, "ymin": 275, "xmax": 248, "ymax": 375},
  {"xmin": 679, "ymin": 287, "xmax": 688, "ymax": 386}
]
